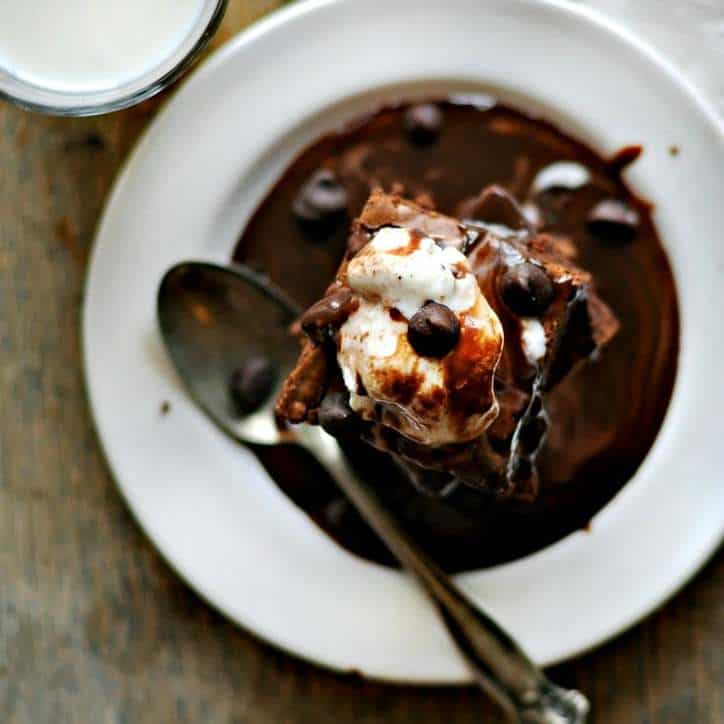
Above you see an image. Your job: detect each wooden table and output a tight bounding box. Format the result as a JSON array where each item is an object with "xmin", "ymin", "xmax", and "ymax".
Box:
[{"xmin": 0, "ymin": 3, "xmax": 721, "ymax": 722}]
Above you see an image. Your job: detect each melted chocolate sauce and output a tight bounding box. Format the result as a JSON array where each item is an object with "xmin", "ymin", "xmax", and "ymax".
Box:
[{"xmin": 233, "ymin": 100, "xmax": 679, "ymax": 572}]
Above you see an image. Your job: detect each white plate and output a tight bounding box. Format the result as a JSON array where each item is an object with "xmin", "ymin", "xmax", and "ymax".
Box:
[{"xmin": 83, "ymin": 0, "xmax": 724, "ymax": 684}]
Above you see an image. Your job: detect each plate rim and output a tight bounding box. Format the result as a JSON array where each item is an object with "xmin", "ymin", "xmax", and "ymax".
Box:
[{"xmin": 82, "ymin": 0, "xmax": 724, "ymax": 685}]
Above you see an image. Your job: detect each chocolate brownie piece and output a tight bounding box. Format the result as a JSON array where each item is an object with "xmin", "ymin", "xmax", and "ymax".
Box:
[{"xmin": 276, "ymin": 188, "xmax": 619, "ymax": 501}]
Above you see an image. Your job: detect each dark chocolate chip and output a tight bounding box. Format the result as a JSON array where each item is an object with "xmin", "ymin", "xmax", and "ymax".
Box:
[
  {"xmin": 292, "ymin": 169, "xmax": 348, "ymax": 236},
  {"xmin": 301, "ymin": 289, "xmax": 357, "ymax": 345},
  {"xmin": 229, "ymin": 356, "xmax": 276, "ymax": 414},
  {"xmin": 318, "ymin": 390, "xmax": 360, "ymax": 438},
  {"xmin": 407, "ymin": 301, "xmax": 460, "ymax": 358},
  {"xmin": 587, "ymin": 199, "xmax": 640, "ymax": 243},
  {"xmin": 531, "ymin": 161, "xmax": 591, "ymax": 194},
  {"xmin": 499, "ymin": 263, "xmax": 554, "ymax": 317},
  {"xmin": 403, "ymin": 103, "xmax": 443, "ymax": 146}
]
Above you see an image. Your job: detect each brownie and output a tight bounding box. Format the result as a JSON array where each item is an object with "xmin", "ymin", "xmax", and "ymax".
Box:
[{"xmin": 277, "ymin": 188, "xmax": 618, "ymax": 501}]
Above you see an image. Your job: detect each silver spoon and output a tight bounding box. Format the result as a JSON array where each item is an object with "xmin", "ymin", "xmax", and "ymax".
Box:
[{"xmin": 157, "ymin": 260, "xmax": 590, "ymax": 724}]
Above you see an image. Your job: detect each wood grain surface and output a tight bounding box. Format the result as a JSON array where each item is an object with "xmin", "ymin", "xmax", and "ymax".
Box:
[{"xmin": 0, "ymin": 2, "xmax": 721, "ymax": 722}]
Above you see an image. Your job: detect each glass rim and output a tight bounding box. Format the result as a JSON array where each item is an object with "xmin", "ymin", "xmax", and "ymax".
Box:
[{"xmin": 0, "ymin": 0, "xmax": 228, "ymax": 117}]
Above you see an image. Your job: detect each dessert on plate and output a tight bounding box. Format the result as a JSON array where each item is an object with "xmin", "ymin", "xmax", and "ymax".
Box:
[{"xmin": 234, "ymin": 98, "xmax": 678, "ymax": 570}]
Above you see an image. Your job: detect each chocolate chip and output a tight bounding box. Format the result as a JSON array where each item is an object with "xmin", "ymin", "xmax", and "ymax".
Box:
[
  {"xmin": 229, "ymin": 356, "xmax": 276, "ymax": 414},
  {"xmin": 318, "ymin": 390, "xmax": 359, "ymax": 438},
  {"xmin": 407, "ymin": 302, "xmax": 460, "ymax": 358},
  {"xmin": 587, "ymin": 199, "xmax": 640, "ymax": 243},
  {"xmin": 499, "ymin": 263, "xmax": 554, "ymax": 317},
  {"xmin": 531, "ymin": 161, "xmax": 591, "ymax": 194},
  {"xmin": 301, "ymin": 288, "xmax": 357, "ymax": 345},
  {"xmin": 403, "ymin": 103, "xmax": 443, "ymax": 146},
  {"xmin": 292, "ymin": 169, "xmax": 348, "ymax": 236}
]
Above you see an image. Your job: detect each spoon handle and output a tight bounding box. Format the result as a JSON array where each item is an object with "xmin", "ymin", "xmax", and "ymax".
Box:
[{"xmin": 305, "ymin": 431, "xmax": 589, "ymax": 724}]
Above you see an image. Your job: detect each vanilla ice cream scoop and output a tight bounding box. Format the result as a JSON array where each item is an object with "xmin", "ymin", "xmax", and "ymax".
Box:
[{"xmin": 337, "ymin": 226, "xmax": 503, "ymax": 446}]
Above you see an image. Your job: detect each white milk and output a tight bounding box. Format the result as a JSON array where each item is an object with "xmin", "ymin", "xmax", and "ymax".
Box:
[{"xmin": 0, "ymin": 0, "xmax": 206, "ymax": 92}]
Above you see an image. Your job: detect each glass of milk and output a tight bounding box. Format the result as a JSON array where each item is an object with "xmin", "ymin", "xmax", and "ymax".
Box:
[{"xmin": 0, "ymin": 0, "xmax": 227, "ymax": 115}]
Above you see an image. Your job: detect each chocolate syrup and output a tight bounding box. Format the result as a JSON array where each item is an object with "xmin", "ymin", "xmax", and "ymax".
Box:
[{"xmin": 233, "ymin": 100, "xmax": 679, "ymax": 572}]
